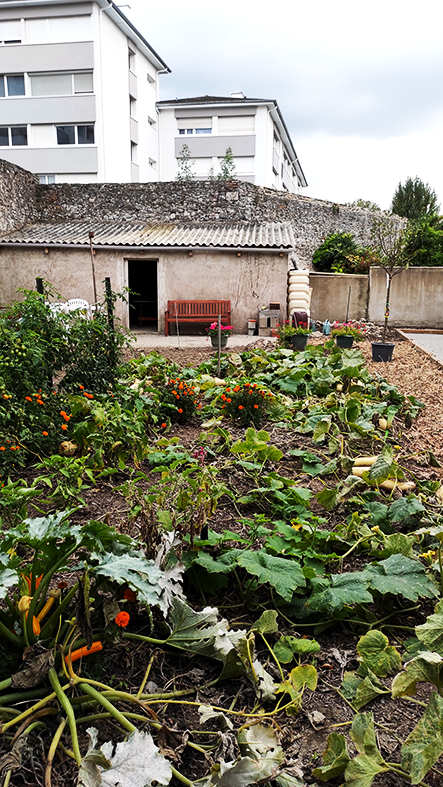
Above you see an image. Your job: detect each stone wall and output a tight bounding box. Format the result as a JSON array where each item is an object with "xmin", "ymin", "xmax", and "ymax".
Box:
[
  {"xmin": 0, "ymin": 159, "xmax": 38, "ymax": 233},
  {"xmin": 36, "ymin": 180, "xmax": 376, "ymax": 267}
]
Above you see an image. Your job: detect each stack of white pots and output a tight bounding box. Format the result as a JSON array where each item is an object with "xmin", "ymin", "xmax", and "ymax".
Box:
[{"xmin": 288, "ymin": 269, "xmax": 311, "ymax": 320}]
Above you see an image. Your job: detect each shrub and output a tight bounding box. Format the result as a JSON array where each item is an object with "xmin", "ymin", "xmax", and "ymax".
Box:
[
  {"xmin": 220, "ymin": 382, "xmax": 273, "ymax": 427},
  {"xmin": 313, "ymin": 232, "xmax": 377, "ymax": 274}
]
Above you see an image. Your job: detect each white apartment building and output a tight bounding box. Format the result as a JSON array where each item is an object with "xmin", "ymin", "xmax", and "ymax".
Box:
[
  {"xmin": 0, "ymin": 0, "xmax": 169, "ymax": 183},
  {"xmin": 157, "ymin": 94, "xmax": 307, "ymax": 193}
]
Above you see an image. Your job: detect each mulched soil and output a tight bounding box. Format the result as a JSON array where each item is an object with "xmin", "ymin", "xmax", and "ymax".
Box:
[{"xmin": 3, "ymin": 332, "xmax": 443, "ymax": 787}]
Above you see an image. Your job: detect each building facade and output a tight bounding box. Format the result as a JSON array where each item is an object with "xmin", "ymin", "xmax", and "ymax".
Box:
[
  {"xmin": 0, "ymin": 0, "xmax": 169, "ymax": 184},
  {"xmin": 157, "ymin": 94, "xmax": 307, "ymax": 193}
]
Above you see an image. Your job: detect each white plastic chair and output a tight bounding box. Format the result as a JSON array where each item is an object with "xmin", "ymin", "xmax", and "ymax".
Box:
[
  {"xmin": 65, "ymin": 299, "xmax": 91, "ymax": 318},
  {"xmin": 48, "ymin": 302, "xmax": 67, "ymax": 316}
]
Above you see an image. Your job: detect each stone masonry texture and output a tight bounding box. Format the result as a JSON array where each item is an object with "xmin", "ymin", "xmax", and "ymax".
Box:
[{"xmin": 0, "ymin": 159, "xmax": 39, "ymax": 234}]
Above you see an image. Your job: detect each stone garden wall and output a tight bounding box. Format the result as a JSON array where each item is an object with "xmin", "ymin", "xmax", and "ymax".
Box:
[
  {"xmin": 35, "ymin": 179, "xmax": 376, "ymax": 267},
  {"xmin": 0, "ymin": 159, "xmax": 38, "ymax": 233}
]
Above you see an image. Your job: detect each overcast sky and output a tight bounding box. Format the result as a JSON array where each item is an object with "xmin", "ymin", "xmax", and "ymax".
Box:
[{"xmin": 124, "ymin": 0, "xmax": 443, "ymax": 211}]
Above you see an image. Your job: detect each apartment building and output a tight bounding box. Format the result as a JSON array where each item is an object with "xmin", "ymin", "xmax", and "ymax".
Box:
[
  {"xmin": 0, "ymin": 0, "xmax": 169, "ymax": 183},
  {"xmin": 157, "ymin": 94, "xmax": 307, "ymax": 193}
]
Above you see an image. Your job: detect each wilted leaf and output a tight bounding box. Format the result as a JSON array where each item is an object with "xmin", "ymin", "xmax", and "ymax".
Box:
[
  {"xmin": 392, "ymin": 651, "xmax": 443, "ymax": 697},
  {"xmin": 11, "ymin": 649, "xmax": 54, "ymax": 689},
  {"xmin": 357, "ymin": 630, "xmax": 401, "ymax": 677},
  {"xmin": 197, "ymin": 723, "xmax": 284, "ymax": 786},
  {"xmin": 79, "ymin": 728, "xmax": 172, "ymax": 787},
  {"xmin": 416, "ymin": 602, "xmax": 443, "ymax": 655},
  {"xmin": 251, "ymin": 610, "xmax": 279, "ymax": 634},
  {"xmin": 345, "ymin": 713, "xmax": 388, "ymax": 787},
  {"xmin": 401, "ymin": 691, "xmax": 443, "ymax": 784},
  {"xmin": 341, "ymin": 670, "xmax": 389, "ymax": 710},
  {"xmin": 368, "ymin": 445, "xmax": 393, "ymax": 481},
  {"xmin": 312, "ymin": 732, "xmax": 350, "ymax": 780}
]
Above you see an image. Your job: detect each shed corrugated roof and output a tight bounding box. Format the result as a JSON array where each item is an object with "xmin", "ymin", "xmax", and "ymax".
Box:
[{"xmin": 0, "ymin": 221, "xmax": 296, "ymax": 249}]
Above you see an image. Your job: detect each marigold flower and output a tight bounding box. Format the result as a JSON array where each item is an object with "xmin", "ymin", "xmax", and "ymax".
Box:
[
  {"xmin": 238, "ymin": 405, "xmax": 244, "ymax": 410},
  {"xmin": 79, "ymin": 385, "xmax": 85, "ymax": 390},
  {"xmin": 171, "ymin": 391, "xmax": 177, "ymax": 395},
  {"xmin": 123, "ymin": 588, "xmax": 137, "ymax": 602},
  {"xmin": 178, "ymin": 408, "xmax": 183, "ymax": 414},
  {"xmin": 37, "ymin": 400, "xmax": 44, "ymax": 405},
  {"xmin": 61, "ymin": 424, "xmax": 68, "ymax": 431},
  {"xmin": 226, "ymin": 398, "xmax": 231, "ymax": 403},
  {"xmin": 0, "ymin": 447, "xmax": 4, "ymax": 451},
  {"xmin": 254, "ymin": 404, "xmax": 259, "ymax": 409},
  {"xmin": 25, "ymin": 396, "xmax": 32, "ymax": 402},
  {"xmin": 115, "ymin": 611, "xmax": 130, "ymax": 628},
  {"xmin": 42, "ymin": 431, "xmax": 49, "ymax": 436},
  {"xmin": 161, "ymin": 422, "xmax": 167, "ymax": 428}
]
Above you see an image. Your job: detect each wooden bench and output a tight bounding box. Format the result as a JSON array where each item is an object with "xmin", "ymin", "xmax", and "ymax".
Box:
[{"xmin": 165, "ymin": 300, "xmax": 231, "ymax": 336}]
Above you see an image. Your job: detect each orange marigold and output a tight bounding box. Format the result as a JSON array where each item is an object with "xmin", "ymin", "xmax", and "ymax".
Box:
[
  {"xmin": 42, "ymin": 431, "xmax": 49, "ymax": 436},
  {"xmin": 178, "ymin": 408, "xmax": 183, "ymax": 414},
  {"xmin": 25, "ymin": 396, "xmax": 32, "ymax": 402},
  {"xmin": 61, "ymin": 424, "xmax": 68, "ymax": 431},
  {"xmin": 115, "ymin": 611, "xmax": 130, "ymax": 628}
]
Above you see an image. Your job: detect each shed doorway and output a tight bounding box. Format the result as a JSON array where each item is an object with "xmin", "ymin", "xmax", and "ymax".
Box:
[{"xmin": 128, "ymin": 260, "xmax": 158, "ymax": 330}]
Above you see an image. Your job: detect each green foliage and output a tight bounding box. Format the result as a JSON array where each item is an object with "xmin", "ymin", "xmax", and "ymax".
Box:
[
  {"xmin": 312, "ymin": 232, "xmax": 376, "ymax": 274},
  {"xmin": 176, "ymin": 143, "xmax": 195, "ymax": 181},
  {"xmin": 405, "ymin": 214, "xmax": 443, "ymax": 267},
  {"xmin": 216, "ymin": 147, "xmax": 237, "ymax": 181},
  {"xmin": 348, "ymin": 198, "xmax": 381, "ymax": 212},
  {"xmin": 159, "ymin": 376, "xmax": 200, "ymax": 424},
  {"xmin": 391, "ymin": 176, "xmax": 440, "ymax": 221},
  {"xmin": 221, "ymin": 383, "xmax": 275, "ymax": 426}
]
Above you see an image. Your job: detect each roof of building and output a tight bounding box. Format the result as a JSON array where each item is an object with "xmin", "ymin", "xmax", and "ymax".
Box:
[
  {"xmin": 157, "ymin": 95, "xmax": 307, "ymax": 188},
  {"xmin": 0, "ymin": 220, "xmax": 296, "ymax": 249}
]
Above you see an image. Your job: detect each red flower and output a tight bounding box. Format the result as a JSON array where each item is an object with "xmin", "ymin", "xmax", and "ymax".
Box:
[
  {"xmin": 115, "ymin": 611, "xmax": 130, "ymax": 628},
  {"xmin": 161, "ymin": 422, "xmax": 167, "ymax": 428},
  {"xmin": 123, "ymin": 588, "xmax": 137, "ymax": 602},
  {"xmin": 178, "ymin": 408, "xmax": 183, "ymax": 414}
]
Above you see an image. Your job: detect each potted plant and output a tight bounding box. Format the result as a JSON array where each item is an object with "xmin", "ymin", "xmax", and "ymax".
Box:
[
  {"xmin": 331, "ymin": 322, "xmax": 366, "ymax": 349},
  {"xmin": 206, "ymin": 322, "xmax": 234, "ymax": 349},
  {"xmin": 273, "ymin": 321, "xmax": 297, "ymax": 349},
  {"xmin": 290, "ymin": 322, "xmax": 312, "ymax": 351},
  {"xmin": 369, "ymin": 214, "xmax": 415, "ymax": 362}
]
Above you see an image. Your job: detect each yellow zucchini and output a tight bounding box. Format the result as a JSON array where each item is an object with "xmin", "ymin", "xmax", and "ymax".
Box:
[
  {"xmin": 378, "ymin": 418, "xmax": 388, "ymax": 430},
  {"xmin": 380, "ymin": 479, "xmax": 415, "ymax": 492},
  {"xmin": 353, "ymin": 456, "xmax": 379, "ymax": 466},
  {"xmin": 352, "ymin": 467, "xmax": 371, "ymax": 477}
]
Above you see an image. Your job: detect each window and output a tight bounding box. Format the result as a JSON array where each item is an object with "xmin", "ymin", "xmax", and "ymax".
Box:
[
  {"xmin": 178, "ymin": 127, "xmax": 211, "ymax": 135},
  {"xmin": 56, "ymin": 125, "xmax": 94, "ymax": 145},
  {"xmin": 0, "ymin": 74, "xmax": 25, "ymax": 97},
  {"xmin": 38, "ymin": 174, "xmax": 56, "ymax": 184},
  {"xmin": 25, "ymin": 16, "xmax": 91, "ymax": 45},
  {"xmin": 0, "ymin": 126, "xmax": 28, "ymax": 146},
  {"xmin": 0, "ymin": 20, "xmax": 21, "ymax": 44},
  {"xmin": 30, "ymin": 71, "xmax": 93, "ymax": 96}
]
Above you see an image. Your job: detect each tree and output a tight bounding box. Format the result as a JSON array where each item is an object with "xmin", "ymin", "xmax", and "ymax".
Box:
[
  {"xmin": 312, "ymin": 232, "xmax": 377, "ymax": 274},
  {"xmin": 176, "ymin": 144, "xmax": 195, "ymax": 181},
  {"xmin": 391, "ymin": 177, "xmax": 440, "ymax": 221},
  {"xmin": 216, "ymin": 148, "xmax": 237, "ymax": 181},
  {"xmin": 370, "ymin": 215, "xmax": 416, "ymax": 342}
]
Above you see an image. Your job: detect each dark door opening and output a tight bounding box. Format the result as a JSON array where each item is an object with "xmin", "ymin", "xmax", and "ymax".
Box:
[{"xmin": 128, "ymin": 259, "xmax": 158, "ymax": 330}]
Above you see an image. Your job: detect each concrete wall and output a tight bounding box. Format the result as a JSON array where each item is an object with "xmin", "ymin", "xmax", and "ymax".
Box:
[
  {"xmin": 309, "ymin": 271, "xmax": 369, "ymax": 322},
  {"xmin": 369, "ymin": 267, "xmax": 443, "ymax": 329},
  {"xmin": 0, "ymin": 245, "xmax": 288, "ymax": 332}
]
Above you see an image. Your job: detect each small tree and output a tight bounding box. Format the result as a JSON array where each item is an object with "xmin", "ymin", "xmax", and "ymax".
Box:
[
  {"xmin": 370, "ymin": 214, "xmax": 415, "ymax": 342},
  {"xmin": 217, "ymin": 147, "xmax": 237, "ymax": 181},
  {"xmin": 176, "ymin": 144, "xmax": 195, "ymax": 181},
  {"xmin": 391, "ymin": 177, "xmax": 439, "ymax": 221}
]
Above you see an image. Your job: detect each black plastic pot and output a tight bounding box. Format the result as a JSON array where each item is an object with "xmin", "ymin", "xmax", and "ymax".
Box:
[
  {"xmin": 336, "ymin": 335, "xmax": 354, "ymax": 349},
  {"xmin": 371, "ymin": 342, "xmax": 395, "ymax": 362},
  {"xmin": 291, "ymin": 334, "xmax": 309, "ymax": 351}
]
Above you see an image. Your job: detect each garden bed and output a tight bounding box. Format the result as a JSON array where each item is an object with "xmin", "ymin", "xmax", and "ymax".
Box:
[{"xmin": 2, "ymin": 306, "xmax": 443, "ymax": 787}]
